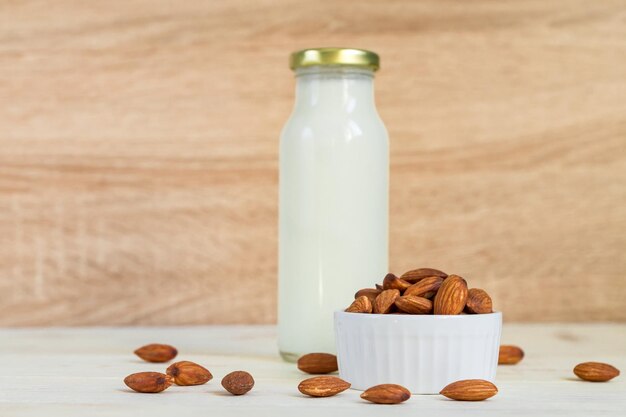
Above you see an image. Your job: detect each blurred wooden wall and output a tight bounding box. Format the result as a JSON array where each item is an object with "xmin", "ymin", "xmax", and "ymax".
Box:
[{"xmin": 1, "ymin": 0, "xmax": 625, "ymax": 325}]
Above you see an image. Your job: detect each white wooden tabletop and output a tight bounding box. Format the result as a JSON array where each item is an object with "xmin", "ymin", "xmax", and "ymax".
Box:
[{"xmin": 0, "ymin": 324, "xmax": 624, "ymax": 417}]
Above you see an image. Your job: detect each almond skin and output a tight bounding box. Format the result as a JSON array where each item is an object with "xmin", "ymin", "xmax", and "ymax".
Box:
[
  {"xmin": 400, "ymin": 268, "xmax": 447, "ymax": 283},
  {"xmin": 345, "ymin": 296, "xmax": 372, "ymax": 314},
  {"xmin": 354, "ymin": 288, "xmax": 382, "ymax": 304},
  {"xmin": 166, "ymin": 361, "xmax": 212, "ymax": 385},
  {"xmin": 221, "ymin": 371, "xmax": 254, "ymax": 395},
  {"xmin": 298, "ymin": 376, "xmax": 351, "ymax": 397},
  {"xmin": 573, "ymin": 362, "xmax": 620, "ymax": 382},
  {"xmin": 297, "ymin": 353, "xmax": 338, "ymax": 374},
  {"xmin": 394, "ymin": 295, "xmax": 433, "ymax": 314},
  {"xmin": 373, "ymin": 289, "xmax": 400, "ymax": 314},
  {"xmin": 498, "ymin": 345, "xmax": 524, "ymax": 365},
  {"xmin": 433, "ymin": 275, "xmax": 468, "ymax": 315},
  {"xmin": 134, "ymin": 343, "xmax": 178, "ymax": 363},
  {"xmin": 360, "ymin": 384, "xmax": 411, "ymax": 404},
  {"xmin": 382, "ymin": 273, "xmax": 412, "ymax": 292},
  {"xmin": 124, "ymin": 372, "xmax": 173, "ymax": 393},
  {"xmin": 404, "ymin": 276, "xmax": 444, "ymax": 297},
  {"xmin": 465, "ymin": 288, "xmax": 493, "ymax": 314},
  {"xmin": 440, "ymin": 379, "xmax": 498, "ymax": 401}
]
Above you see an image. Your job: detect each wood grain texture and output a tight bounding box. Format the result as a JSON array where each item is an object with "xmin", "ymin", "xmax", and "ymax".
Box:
[
  {"xmin": 0, "ymin": 325, "xmax": 625, "ymax": 416},
  {"xmin": 1, "ymin": 0, "xmax": 625, "ymax": 324}
]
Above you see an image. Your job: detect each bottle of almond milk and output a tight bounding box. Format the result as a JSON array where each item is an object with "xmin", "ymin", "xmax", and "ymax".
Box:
[{"xmin": 278, "ymin": 48, "xmax": 389, "ymax": 361}]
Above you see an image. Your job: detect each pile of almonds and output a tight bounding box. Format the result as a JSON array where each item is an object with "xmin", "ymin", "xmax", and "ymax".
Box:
[
  {"xmin": 124, "ymin": 343, "xmax": 254, "ymax": 395},
  {"xmin": 346, "ymin": 268, "xmax": 493, "ymax": 315}
]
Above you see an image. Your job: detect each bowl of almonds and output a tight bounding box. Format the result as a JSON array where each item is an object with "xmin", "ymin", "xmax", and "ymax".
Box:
[{"xmin": 334, "ymin": 268, "xmax": 502, "ymax": 394}]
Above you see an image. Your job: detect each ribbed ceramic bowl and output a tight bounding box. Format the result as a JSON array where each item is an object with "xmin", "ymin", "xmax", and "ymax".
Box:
[{"xmin": 334, "ymin": 311, "xmax": 502, "ymax": 394}]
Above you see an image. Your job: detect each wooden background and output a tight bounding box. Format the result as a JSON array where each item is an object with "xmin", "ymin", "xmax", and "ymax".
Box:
[{"xmin": 1, "ymin": 0, "xmax": 625, "ymax": 325}]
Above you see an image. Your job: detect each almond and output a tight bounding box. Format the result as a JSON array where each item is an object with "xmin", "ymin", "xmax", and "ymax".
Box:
[
  {"xmin": 345, "ymin": 296, "xmax": 372, "ymax": 314},
  {"xmin": 394, "ymin": 295, "xmax": 433, "ymax": 314},
  {"xmin": 298, "ymin": 376, "xmax": 351, "ymax": 397},
  {"xmin": 124, "ymin": 372, "xmax": 173, "ymax": 393},
  {"xmin": 573, "ymin": 362, "xmax": 620, "ymax": 382},
  {"xmin": 373, "ymin": 289, "xmax": 400, "ymax": 314},
  {"xmin": 400, "ymin": 268, "xmax": 447, "ymax": 283},
  {"xmin": 498, "ymin": 345, "xmax": 524, "ymax": 365},
  {"xmin": 134, "ymin": 343, "xmax": 178, "ymax": 363},
  {"xmin": 166, "ymin": 361, "xmax": 212, "ymax": 385},
  {"xmin": 465, "ymin": 288, "xmax": 493, "ymax": 314},
  {"xmin": 221, "ymin": 371, "xmax": 254, "ymax": 395},
  {"xmin": 404, "ymin": 276, "xmax": 443, "ymax": 297},
  {"xmin": 375, "ymin": 283, "xmax": 384, "ymax": 290},
  {"xmin": 382, "ymin": 273, "xmax": 412, "ymax": 292},
  {"xmin": 440, "ymin": 379, "xmax": 498, "ymax": 401},
  {"xmin": 297, "ymin": 353, "xmax": 338, "ymax": 374},
  {"xmin": 433, "ymin": 275, "xmax": 468, "ymax": 315},
  {"xmin": 354, "ymin": 288, "xmax": 382, "ymax": 304},
  {"xmin": 360, "ymin": 384, "xmax": 411, "ymax": 404}
]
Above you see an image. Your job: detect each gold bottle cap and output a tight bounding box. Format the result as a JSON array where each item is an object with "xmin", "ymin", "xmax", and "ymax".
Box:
[{"xmin": 289, "ymin": 47, "xmax": 380, "ymax": 71}]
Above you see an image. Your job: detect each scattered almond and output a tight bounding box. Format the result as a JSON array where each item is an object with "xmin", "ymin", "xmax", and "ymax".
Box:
[
  {"xmin": 298, "ymin": 376, "xmax": 350, "ymax": 397},
  {"xmin": 498, "ymin": 345, "xmax": 524, "ymax": 365},
  {"xmin": 134, "ymin": 343, "xmax": 178, "ymax": 363},
  {"xmin": 166, "ymin": 361, "xmax": 212, "ymax": 386},
  {"xmin": 221, "ymin": 371, "xmax": 255, "ymax": 395},
  {"xmin": 400, "ymin": 268, "xmax": 447, "ymax": 283},
  {"xmin": 124, "ymin": 372, "xmax": 173, "ymax": 393},
  {"xmin": 297, "ymin": 353, "xmax": 338, "ymax": 374},
  {"xmin": 345, "ymin": 296, "xmax": 372, "ymax": 314},
  {"xmin": 354, "ymin": 288, "xmax": 382, "ymax": 304},
  {"xmin": 394, "ymin": 295, "xmax": 433, "ymax": 314},
  {"xmin": 573, "ymin": 362, "xmax": 620, "ymax": 382},
  {"xmin": 440, "ymin": 379, "xmax": 498, "ymax": 401},
  {"xmin": 382, "ymin": 273, "xmax": 412, "ymax": 292},
  {"xmin": 433, "ymin": 275, "xmax": 468, "ymax": 315},
  {"xmin": 373, "ymin": 289, "xmax": 400, "ymax": 314},
  {"xmin": 360, "ymin": 384, "xmax": 411, "ymax": 404},
  {"xmin": 404, "ymin": 276, "xmax": 443, "ymax": 297},
  {"xmin": 465, "ymin": 288, "xmax": 493, "ymax": 314}
]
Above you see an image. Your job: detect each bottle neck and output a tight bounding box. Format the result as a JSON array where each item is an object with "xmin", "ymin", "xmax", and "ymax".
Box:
[{"xmin": 293, "ymin": 66, "xmax": 376, "ymax": 113}]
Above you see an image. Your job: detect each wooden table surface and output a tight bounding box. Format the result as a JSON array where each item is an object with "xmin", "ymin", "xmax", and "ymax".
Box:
[{"xmin": 0, "ymin": 324, "xmax": 624, "ymax": 416}]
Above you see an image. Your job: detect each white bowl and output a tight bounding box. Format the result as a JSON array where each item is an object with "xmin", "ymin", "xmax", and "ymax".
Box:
[{"xmin": 334, "ymin": 311, "xmax": 502, "ymax": 394}]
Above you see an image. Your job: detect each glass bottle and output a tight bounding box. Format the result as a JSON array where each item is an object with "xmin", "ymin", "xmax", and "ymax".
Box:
[{"xmin": 278, "ymin": 48, "xmax": 389, "ymax": 361}]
